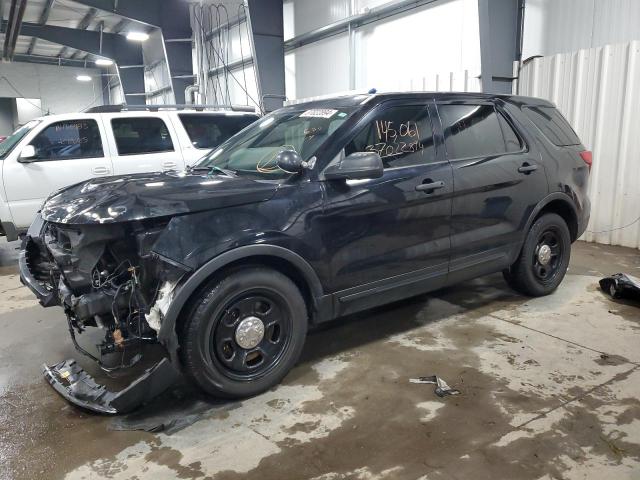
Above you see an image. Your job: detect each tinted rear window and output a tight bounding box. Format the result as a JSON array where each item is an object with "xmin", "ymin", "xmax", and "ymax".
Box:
[
  {"xmin": 523, "ymin": 106, "xmax": 580, "ymax": 146},
  {"xmin": 439, "ymin": 104, "xmax": 510, "ymax": 159},
  {"xmin": 179, "ymin": 114, "xmax": 257, "ymax": 150}
]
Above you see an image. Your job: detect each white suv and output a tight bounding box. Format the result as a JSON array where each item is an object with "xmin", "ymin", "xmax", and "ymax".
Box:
[{"xmin": 0, "ymin": 105, "xmax": 259, "ymax": 240}]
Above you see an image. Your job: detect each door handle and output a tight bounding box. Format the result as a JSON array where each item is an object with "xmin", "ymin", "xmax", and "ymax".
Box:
[
  {"xmin": 92, "ymin": 166, "xmax": 110, "ymax": 175},
  {"xmin": 518, "ymin": 162, "xmax": 538, "ymax": 174},
  {"xmin": 162, "ymin": 161, "xmax": 177, "ymax": 169},
  {"xmin": 415, "ymin": 180, "xmax": 445, "ymax": 193}
]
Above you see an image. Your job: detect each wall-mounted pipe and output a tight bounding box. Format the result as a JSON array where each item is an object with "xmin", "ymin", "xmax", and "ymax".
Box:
[{"xmin": 184, "ymin": 83, "xmax": 199, "ymax": 104}]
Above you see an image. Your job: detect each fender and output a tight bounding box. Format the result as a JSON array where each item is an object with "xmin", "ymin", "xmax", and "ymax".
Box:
[
  {"xmin": 514, "ymin": 193, "xmax": 579, "ymax": 261},
  {"xmin": 157, "ymin": 244, "xmax": 325, "ymax": 363}
]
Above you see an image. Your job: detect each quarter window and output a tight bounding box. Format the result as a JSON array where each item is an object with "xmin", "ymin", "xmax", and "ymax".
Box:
[
  {"xmin": 439, "ymin": 104, "xmax": 517, "ymax": 159},
  {"xmin": 522, "ymin": 106, "xmax": 580, "ymax": 146},
  {"xmin": 111, "ymin": 117, "xmax": 174, "ymax": 155},
  {"xmin": 30, "ymin": 119, "xmax": 103, "ymax": 160},
  {"xmin": 345, "ymin": 105, "xmax": 435, "ymax": 168}
]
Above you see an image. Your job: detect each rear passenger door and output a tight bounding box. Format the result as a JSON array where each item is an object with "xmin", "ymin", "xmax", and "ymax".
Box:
[
  {"xmin": 105, "ymin": 114, "xmax": 185, "ymax": 174},
  {"xmin": 435, "ymin": 100, "xmax": 548, "ymax": 278}
]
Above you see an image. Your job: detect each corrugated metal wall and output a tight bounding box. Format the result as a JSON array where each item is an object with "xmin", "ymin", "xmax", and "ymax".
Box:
[
  {"xmin": 518, "ymin": 41, "xmax": 640, "ymax": 249},
  {"xmin": 523, "ymin": 0, "xmax": 640, "ymax": 58}
]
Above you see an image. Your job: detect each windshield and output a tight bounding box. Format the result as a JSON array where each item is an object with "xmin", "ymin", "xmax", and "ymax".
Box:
[
  {"xmin": 0, "ymin": 120, "xmax": 41, "ymax": 160},
  {"xmin": 196, "ymin": 107, "xmax": 358, "ymax": 179}
]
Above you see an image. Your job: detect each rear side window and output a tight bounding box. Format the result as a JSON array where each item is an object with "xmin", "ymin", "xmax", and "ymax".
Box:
[
  {"xmin": 439, "ymin": 104, "xmax": 520, "ymax": 160},
  {"xmin": 345, "ymin": 105, "xmax": 435, "ymax": 168},
  {"xmin": 523, "ymin": 106, "xmax": 580, "ymax": 146},
  {"xmin": 178, "ymin": 114, "xmax": 256, "ymax": 150},
  {"xmin": 111, "ymin": 117, "xmax": 174, "ymax": 155},
  {"xmin": 31, "ymin": 119, "xmax": 103, "ymax": 160}
]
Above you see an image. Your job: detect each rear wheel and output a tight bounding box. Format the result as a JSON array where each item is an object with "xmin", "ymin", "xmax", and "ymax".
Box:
[
  {"xmin": 179, "ymin": 267, "xmax": 308, "ymax": 398},
  {"xmin": 503, "ymin": 213, "xmax": 571, "ymax": 296}
]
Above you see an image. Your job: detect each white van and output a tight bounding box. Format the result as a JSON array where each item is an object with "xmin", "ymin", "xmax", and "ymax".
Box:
[{"xmin": 0, "ymin": 105, "xmax": 259, "ymax": 240}]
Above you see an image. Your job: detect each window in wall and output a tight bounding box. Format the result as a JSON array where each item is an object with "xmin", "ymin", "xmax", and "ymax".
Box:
[
  {"xmin": 31, "ymin": 119, "xmax": 103, "ymax": 160},
  {"xmin": 345, "ymin": 105, "xmax": 435, "ymax": 168},
  {"xmin": 438, "ymin": 104, "xmax": 513, "ymax": 160},
  {"xmin": 111, "ymin": 117, "xmax": 174, "ymax": 155},
  {"xmin": 178, "ymin": 114, "xmax": 257, "ymax": 150}
]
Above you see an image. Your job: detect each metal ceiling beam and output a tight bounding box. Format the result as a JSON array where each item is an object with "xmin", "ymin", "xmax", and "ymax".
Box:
[
  {"xmin": 111, "ymin": 18, "xmax": 128, "ymax": 34},
  {"xmin": 15, "ymin": 21, "xmax": 145, "ymax": 104},
  {"xmin": 13, "ymin": 52, "xmax": 88, "ymax": 67},
  {"xmin": 68, "ymin": 0, "xmax": 160, "ymax": 26},
  {"xmin": 3, "ymin": 0, "xmax": 28, "ymax": 61},
  {"xmin": 27, "ymin": 0, "xmax": 56, "ymax": 55},
  {"xmin": 58, "ymin": 7, "xmax": 97, "ymax": 58}
]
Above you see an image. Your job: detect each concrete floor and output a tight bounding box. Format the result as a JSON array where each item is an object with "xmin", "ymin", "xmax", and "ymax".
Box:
[{"xmin": 1, "ymin": 238, "xmax": 639, "ymax": 480}]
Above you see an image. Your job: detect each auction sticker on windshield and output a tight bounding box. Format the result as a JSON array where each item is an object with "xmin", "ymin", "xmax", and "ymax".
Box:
[{"xmin": 299, "ymin": 109, "xmax": 338, "ymax": 118}]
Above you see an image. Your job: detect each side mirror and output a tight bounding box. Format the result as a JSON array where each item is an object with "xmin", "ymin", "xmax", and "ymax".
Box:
[
  {"xmin": 18, "ymin": 145, "xmax": 37, "ymax": 163},
  {"xmin": 323, "ymin": 151, "xmax": 384, "ymax": 181},
  {"xmin": 275, "ymin": 149, "xmax": 305, "ymax": 173}
]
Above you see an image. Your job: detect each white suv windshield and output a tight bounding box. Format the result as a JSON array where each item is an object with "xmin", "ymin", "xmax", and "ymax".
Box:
[{"xmin": 0, "ymin": 120, "xmax": 41, "ymax": 159}]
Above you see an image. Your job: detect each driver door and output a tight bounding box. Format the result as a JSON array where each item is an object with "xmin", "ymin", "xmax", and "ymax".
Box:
[{"xmin": 319, "ymin": 100, "xmax": 454, "ymax": 315}]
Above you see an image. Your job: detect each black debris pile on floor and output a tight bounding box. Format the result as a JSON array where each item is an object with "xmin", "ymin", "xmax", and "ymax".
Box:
[{"xmin": 600, "ymin": 273, "xmax": 640, "ymax": 304}]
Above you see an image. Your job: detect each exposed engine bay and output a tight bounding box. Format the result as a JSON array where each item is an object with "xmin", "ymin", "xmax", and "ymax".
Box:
[
  {"xmin": 22, "ymin": 215, "xmax": 185, "ymax": 412},
  {"xmin": 24, "ymin": 216, "xmax": 184, "ymax": 366}
]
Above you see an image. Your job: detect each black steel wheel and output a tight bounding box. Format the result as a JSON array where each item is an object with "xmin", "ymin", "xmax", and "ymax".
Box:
[
  {"xmin": 180, "ymin": 267, "xmax": 307, "ymax": 398},
  {"xmin": 211, "ymin": 292, "xmax": 291, "ymax": 381},
  {"xmin": 503, "ymin": 213, "xmax": 571, "ymax": 296}
]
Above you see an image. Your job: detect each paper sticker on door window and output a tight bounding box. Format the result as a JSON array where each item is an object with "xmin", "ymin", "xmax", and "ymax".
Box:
[{"xmin": 299, "ymin": 109, "xmax": 338, "ymax": 119}]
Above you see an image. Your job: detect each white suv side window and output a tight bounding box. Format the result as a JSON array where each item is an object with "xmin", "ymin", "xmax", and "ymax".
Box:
[
  {"xmin": 111, "ymin": 117, "xmax": 175, "ymax": 155},
  {"xmin": 31, "ymin": 119, "xmax": 104, "ymax": 160}
]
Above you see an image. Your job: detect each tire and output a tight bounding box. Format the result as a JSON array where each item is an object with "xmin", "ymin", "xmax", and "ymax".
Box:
[
  {"xmin": 179, "ymin": 267, "xmax": 308, "ymax": 398},
  {"xmin": 503, "ymin": 213, "xmax": 571, "ymax": 297}
]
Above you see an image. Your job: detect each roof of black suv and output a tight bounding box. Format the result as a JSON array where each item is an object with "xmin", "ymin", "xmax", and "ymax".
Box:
[{"xmin": 284, "ymin": 91, "xmax": 555, "ymax": 111}]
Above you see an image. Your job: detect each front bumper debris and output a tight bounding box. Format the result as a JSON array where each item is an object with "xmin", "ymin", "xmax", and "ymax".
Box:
[{"xmin": 43, "ymin": 358, "xmax": 180, "ymax": 414}]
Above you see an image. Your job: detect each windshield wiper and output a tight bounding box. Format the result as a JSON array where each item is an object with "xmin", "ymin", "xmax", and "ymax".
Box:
[{"xmin": 186, "ymin": 165, "xmax": 236, "ymax": 177}]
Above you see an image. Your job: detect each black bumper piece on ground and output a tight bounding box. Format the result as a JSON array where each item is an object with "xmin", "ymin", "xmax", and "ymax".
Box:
[{"xmin": 42, "ymin": 358, "xmax": 180, "ymax": 414}]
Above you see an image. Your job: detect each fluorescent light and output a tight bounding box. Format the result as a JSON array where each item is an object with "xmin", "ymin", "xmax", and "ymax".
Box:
[
  {"xmin": 76, "ymin": 75, "xmax": 92, "ymax": 82},
  {"xmin": 126, "ymin": 31, "xmax": 149, "ymax": 42},
  {"xmin": 95, "ymin": 58, "xmax": 113, "ymax": 66}
]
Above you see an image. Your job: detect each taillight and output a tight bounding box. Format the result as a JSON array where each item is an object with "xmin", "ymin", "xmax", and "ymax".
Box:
[{"xmin": 580, "ymin": 151, "xmax": 592, "ymax": 171}]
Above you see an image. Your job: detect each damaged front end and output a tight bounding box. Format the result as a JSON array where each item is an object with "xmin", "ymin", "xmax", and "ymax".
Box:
[{"xmin": 20, "ymin": 214, "xmax": 185, "ymax": 413}]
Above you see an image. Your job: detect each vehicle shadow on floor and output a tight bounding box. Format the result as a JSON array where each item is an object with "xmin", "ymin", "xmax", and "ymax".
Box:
[{"xmin": 110, "ymin": 274, "xmax": 528, "ymax": 433}]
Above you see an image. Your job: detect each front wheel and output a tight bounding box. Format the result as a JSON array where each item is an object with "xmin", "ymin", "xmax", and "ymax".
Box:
[
  {"xmin": 179, "ymin": 267, "xmax": 308, "ymax": 398},
  {"xmin": 503, "ymin": 213, "xmax": 571, "ymax": 296}
]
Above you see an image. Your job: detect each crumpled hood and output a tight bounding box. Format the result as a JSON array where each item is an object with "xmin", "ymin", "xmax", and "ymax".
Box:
[{"xmin": 41, "ymin": 171, "xmax": 279, "ymax": 224}]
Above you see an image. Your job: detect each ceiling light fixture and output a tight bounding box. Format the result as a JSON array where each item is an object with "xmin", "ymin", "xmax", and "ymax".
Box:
[
  {"xmin": 126, "ymin": 31, "xmax": 149, "ymax": 42},
  {"xmin": 76, "ymin": 75, "xmax": 92, "ymax": 82},
  {"xmin": 95, "ymin": 58, "xmax": 114, "ymax": 66}
]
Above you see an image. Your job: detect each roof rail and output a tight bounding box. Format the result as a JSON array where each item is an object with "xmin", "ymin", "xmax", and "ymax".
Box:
[{"xmin": 85, "ymin": 104, "xmax": 258, "ymax": 114}]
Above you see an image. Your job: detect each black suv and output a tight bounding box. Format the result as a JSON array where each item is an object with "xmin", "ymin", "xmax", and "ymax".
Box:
[{"xmin": 20, "ymin": 92, "xmax": 591, "ymax": 413}]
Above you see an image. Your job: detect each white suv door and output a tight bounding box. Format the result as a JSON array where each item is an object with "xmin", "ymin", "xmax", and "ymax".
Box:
[
  {"xmin": 103, "ymin": 114, "xmax": 185, "ymax": 174},
  {"xmin": 3, "ymin": 116, "xmax": 113, "ymax": 228}
]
